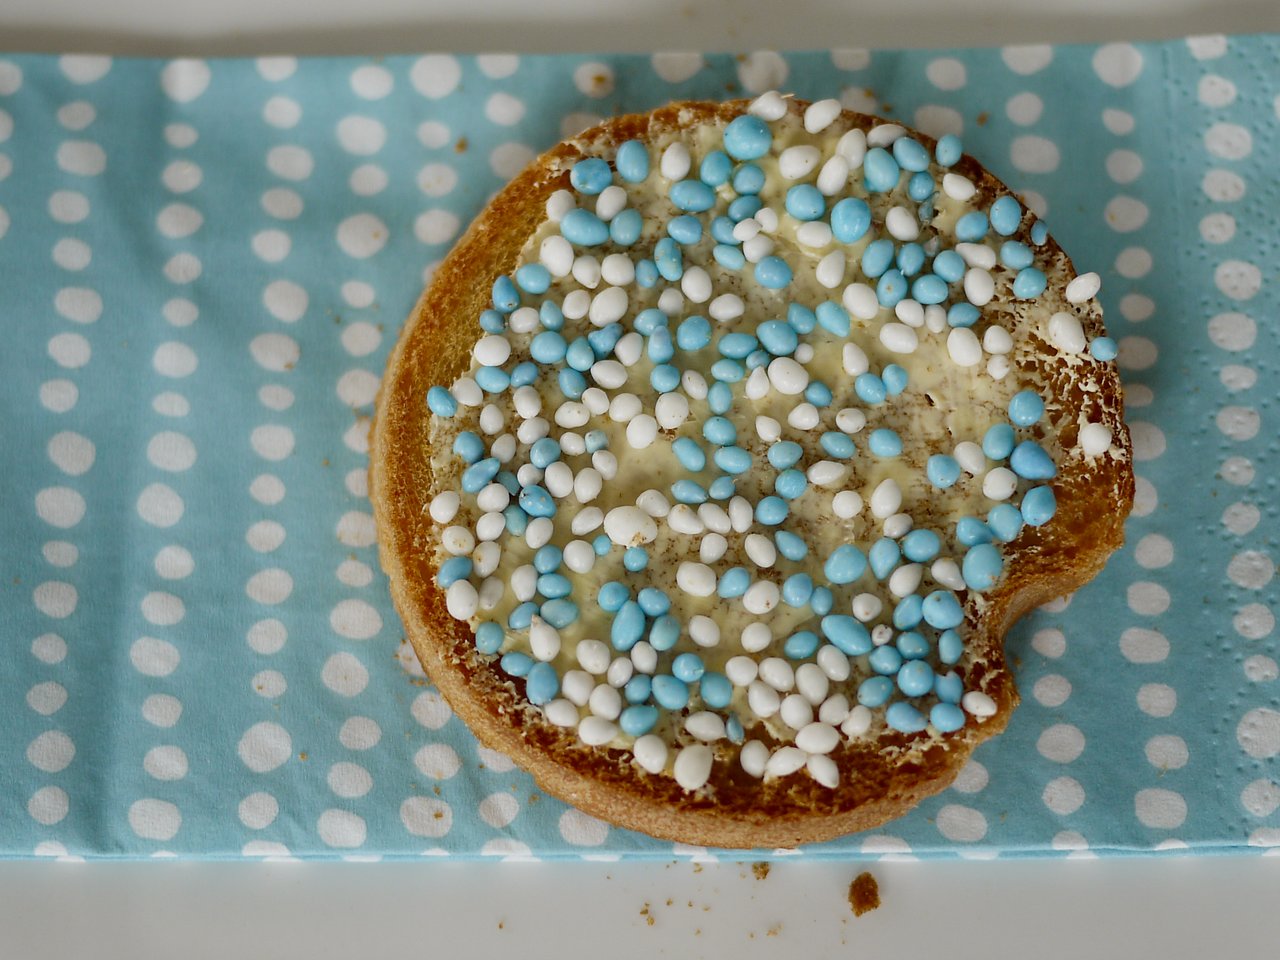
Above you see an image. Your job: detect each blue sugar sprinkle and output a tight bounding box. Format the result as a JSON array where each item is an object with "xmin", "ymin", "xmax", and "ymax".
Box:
[
  {"xmin": 1012, "ymin": 266, "xmax": 1047, "ymax": 299},
  {"xmin": 1000, "ymin": 241, "xmax": 1034, "ymax": 270},
  {"xmin": 1008, "ymin": 390, "xmax": 1045, "ymax": 426},
  {"xmin": 515, "ymin": 263, "xmax": 551, "ymax": 295},
  {"xmin": 509, "ymin": 362, "xmax": 537, "ymax": 388},
  {"xmin": 755, "ymin": 496, "xmax": 789, "ymax": 526},
  {"xmin": 722, "ymin": 114, "xmax": 772, "ymax": 160},
  {"xmin": 637, "ymin": 587, "xmax": 671, "ymax": 617},
  {"xmin": 709, "ymin": 215, "xmax": 737, "ymax": 245},
  {"xmin": 820, "ymin": 431, "xmax": 855, "ymax": 459},
  {"xmin": 650, "ymin": 364, "xmax": 680, "ymax": 393},
  {"xmin": 935, "ymin": 134, "xmax": 962, "ymax": 167},
  {"xmin": 987, "ymin": 503, "xmax": 1024, "ymax": 543},
  {"xmin": 709, "ymin": 378, "xmax": 735, "ymax": 410},
  {"xmin": 677, "ymin": 315, "xmax": 712, "ymax": 351},
  {"xmin": 877, "ymin": 269, "xmax": 907, "ymax": 307},
  {"xmin": 893, "ymin": 136, "xmax": 930, "ymax": 172},
  {"xmin": 491, "ymin": 274, "xmax": 519, "ymax": 313},
  {"xmin": 651, "ymin": 675, "xmax": 690, "ymax": 710},
  {"xmin": 804, "ymin": 381, "xmax": 833, "ymax": 407},
  {"xmin": 901, "ymin": 529, "xmax": 941, "ymax": 563},
  {"xmin": 570, "ymin": 156, "xmax": 612, "ymax": 195},
  {"xmin": 755, "ymin": 256, "xmax": 793, "ymax": 289},
  {"xmin": 911, "ymin": 273, "xmax": 948, "ymax": 304},
  {"xmin": 896, "ymin": 242, "xmax": 925, "ymax": 278},
  {"xmin": 785, "ymin": 184, "xmax": 825, "ymax": 221},
  {"xmin": 610, "ymin": 208, "xmax": 643, "ymax": 246},
  {"xmin": 713, "ymin": 244, "xmax": 746, "ymax": 270},
  {"xmin": 461, "ymin": 458, "xmax": 500, "ymax": 494},
  {"xmin": 452, "ymin": 431, "xmax": 484, "ymax": 464},
  {"xmin": 565, "ymin": 337, "xmax": 594, "ymax": 371},
  {"xmin": 869, "ymin": 645, "xmax": 903, "ymax": 676},
  {"xmin": 615, "ymin": 139, "xmax": 650, "ymax": 183},
  {"xmin": 756, "ymin": 319, "xmax": 798, "ymax": 356},
  {"xmin": 989, "ymin": 195, "xmax": 1023, "ymax": 236},
  {"xmin": 934, "ymin": 670, "xmax": 964, "ymax": 704},
  {"xmin": 886, "ymin": 702, "xmax": 928, "ymax": 734},
  {"xmin": 868, "ymin": 538, "xmax": 900, "ymax": 580},
  {"xmin": 610, "ymin": 600, "xmax": 646, "ymax": 650},
  {"xmin": 426, "ymin": 386, "xmax": 457, "ymax": 417},
  {"xmin": 728, "ymin": 193, "xmax": 763, "ymax": 222},
  {"xmin": 732, "ymin": 162, "xmax": 765, "ymax": 195},
  {"xmin": 855, "ymin": 373, "xmax": 887, "ymax": 405},
  {"xmin": 478, "ymin": 309, "xmax": 505, "ymax": 334},
  {"xmin": 775, "ymin": 530, "xmax": 808, "ymax": 561},
  {"xmin": 893, "ymin": 594, "xmax": 924, "ymax": 630},
  {"xmin": 619, "ymin": 704, "xmax": 658, "ymax": 736},
  {"xmin": 1090, "ymin": 336, "xmax": 1119, "ymax": 361},
  {"xmin": 938, "ymin": 629, "xmax": 963, "ymax": 665},
  {"xmin": 926, "ymin": 454, "xmax": 961, "ymax": 488},
  {"xmin": 897, "ymin": 631, "xmax": 930, "ymax": 660},
  {"xmin": 584, "ymin": 429, "xmax": 608, "ymax": 454},
  {"xmin": 714, "ymin": 446, "xmax": 752, "ymax": 475},
  {"xmin": 654, "ymin": 236, "xmax": 683, "ymax": 281},
  {"xmin": 700, "ymin": 149, "xmax": 733, "ymax": 186},
  {"xmin": 907, "ymin": 170, "xmax": 935, "ymax": 202},
  {"xmin": 700, "ymin": 673, "xmax": 732, "ymax": 710},
  {"xmin": 782, "ymin": 573, "xmax": 814, "ymax": 607},
  {"xmin": 830, "ymin": 197, "xmax": 872, "ymax": 243},
  {"xmin": 671, "ymin": 479, "xmax": 709, "ymax": 504},
  {"xmin": 588, "ymin": 323, "xmax": 624, "ymax": 358},
  {"xmin": 507, "ymin": 602, "xmax": 538, "ymax": 631},
  {"xmin": 533, "ymin": 545, "xmax": 562, "ymax": 574},
  {"xmin": 1020, "ymin": 485, "xmax": 1057, "ymax": 526},
  {"xmin": 815, "ymin": 301, "xmax": 851, "ymax": 337},
  {"xmin": 436, "ymin": 556, "xmax": 472, "ymax": 588},
  {"xmin": 955, "ymin": 211, "xmax": 988, "ymax": 242},
  {"xmin": 868, "ymin": 429, "xmax": 902, "ymax": 457},
  {"xmin": 474, "ymin": 366, "xmax": 510, "ymax": 394},
  {"xmin": 863, "ymin": 147, "xmax": 900, "ymax": 193},
  {"xmin": 623, "ymin": 546, "xmax": 649, "ymax": 572},
  {"xmin": 592, "ymin": 534, "xmax": 612, "ymax": 556},
  {"xmin": 824, "ymin": 544, "xmax": 867, "ymax": 585},
  {"xmin": 542, "ymin": 600, "xmax": 579, "ymax": 630},
  {"xmin": 983, "ymin": 423, "xmax": 1016, "ymax": 461},
  {"xmin": 787, "ymin": 302, "xmax": 817, "ymax": 334},
  {"xmin": 767, "ymin": 440, "xmax": 802, "ymax": 470},
  {"xmin": 1031, "ymin": 220, "xmax": 1049, "ymax": 245},
  {"xmin": 537, "ymin": 298, "xmax": 564, "ymax": 330},
  {"xmin": 1010, "ymin": 440, "xmax": 1057, "ymax": 480},
  {"xmin": 475, "ymin": 621, "xmax": 504, "ymax": 656},
  {"xmin": 495, "ymin": 471, "xmax": 520, "ymax": 496},
  {"xmin": 897, "ymin": 660, "xmax": 935, "ymax": 697},
  {"xmin": 672, "ymin": 652, "xmax": 705, "ymax": 683},
  {"xmin": 624, "ymin": 675, "xmax": 652, "ymax": 705},
  {"xmin": 773, "ymin": 468, "xmax": 808, "ymax": 500},
  {"xmin": 932, "ymin": 249, "xmax": 966, "ymax": 283},
  {"xmin": 947, "ymin": 302, "xmax": 980, "ymax": 328},
  {"xmin": 956, "ymin": 517, "xmax": 994, "ymax": 546},
  {"xmin": 718, "ymin": 332, "xmax": 758, "ymax": 359},
  {"xmin": 559, "ymin": 208, "xmax": 609, "ymax": 246},
  {"xmin": 649, "ymin": 614, "xmax": 680, "ymax": 651},
  {"xmin": 529, "ymin": 437, "xmax": 561, "ymax": 469},
  {"xmin": 672, "ymin": 437, "xmax": 707, "ymax": 472},
  {"xmin": 784, "ymin": 630, "xmax": 820, "ymax": 660},
  {"xmin": 517, "ymin": 484, "xmax": 556, "ymax": 518},
  {"xmin": 500, "ymin": 651, "xmax": 534, "ymax": 678},
  {"xmin": 861, "ymin": 238, "xmax": 895, "ymax": 279},
  {"xmin": 647, "ymin": 327, "xmax": 675, "ymax": 364},
  {"xmin": 599, "ymin": 583, "xmax": 631, "ymax": 612},
  {"xmin": 921, "ymin": 590, "xmax": 965, "ymax": 630},
  {"xmin": 858, "ymin": 676, "xmax": 894, "ymax": 708},
  {"xmin": 962, "ymin": 542, "xmax": 1004, "ymax": 591},
  {"xmin": 667, "ymin": 214, "xmax": 703, "ymax": 245},
  {"xmin": 821, "ymin": 615, "xmax": 872, "ymax": 656},
  {"xmin": 524, "ymin": 662, "xmax": 559, "ymax": 705},
  {"xmin": 670, "ymin": 179, "xmax": 716, "ymax": 213},
  {"xmin": 703, "ymin": 416, "xmax": 737, "ymax": 446},
  {"xmin": 810, "ymin": 587, "xmax": 834, "ymax": 616},
  {"xmin": 930, "ymin": 703, "xmax": 966, "ymax": 733},
  {"xmin": 503, "ymin": 505, "xmax": 528, "ymax": 537},
  {"xmin": 557, "ymin": 368, "xmax": 586, "ymax": 399},
  {"xmin": 717, "ymin": 566, "xmax": 750, "ymax": 598},
  {"xmin": 634, "ymin": 308, "xmax": 667, "ymax": 336}
]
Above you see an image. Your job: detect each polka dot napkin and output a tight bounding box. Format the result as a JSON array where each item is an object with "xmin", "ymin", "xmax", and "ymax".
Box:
[{"xmin": 2, "ymin": 34, "xmax": 1276, "ymax": 861}]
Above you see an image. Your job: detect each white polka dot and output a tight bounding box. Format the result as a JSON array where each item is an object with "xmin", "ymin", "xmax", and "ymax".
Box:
[
  {"xmin": 345, "ymin": 468, "xmax": 368, "ymax": 498},
  {"xmin": 250, "ymin": 425, "xmax": 295, "ymax": 461},
  {"xmin": 1104, "ymin": 196, "xmax": 1149, "ymax": 233},
  {"xmin": 56, "ymin": 139, "xmax": 105, "ymax": 177},
  {"xmin": 0, "ymin": 59, "xmax": 22, "ymax": 94},
  {"xmin": 255, "ymin": 56, "xmax": 296, "ymax": 81},
  {"xmin": 33, "ymin": 580, "xmax": 77, "ymax": 619},
  {"xmin": 1115, "ymin": 247, "xmax": 1152, "ymax": 278},
  {"xmin": 411, "ymin": 54, "xmax": 463, "ymax": 99},
  {"xmin": 337, "ymin": 559, "xmax": 373, "ymax": 587},
  {"xmin": 1238, "ymin": 708, "xmax": 1280, "ymax": 759},
  {"xmin": 417, "ymin": 120, "xmax": 451, "ymax": 149},
  {"xmin": 322, "ymin": 652, "xmax": 369, "ymax": 697},
  {"xmin": 1229, "ymin": 551, "xmax": 1275, "ymax": 590},
  {"xmin": 415, "ymin": 163, "xmax": 458, "ymax": 199},
  {"xmin": 48, "ymin": 332, "xmax": 91, "ymax": 368},
  {"xmin": 1132, "ymin": 476, "xmax": 1158, "ymax": 515},
  {"xmin": 26, "ymin": 681, "xmax": 68, "ymax": 716},
  {"xmin": 327, "ymin": 761, "xmax": 373, "ymax": 799},
  {"xmin": 336, "ymin": 511, "xmax": 376, "ymax": 548},
  {"xmin": 1217, "ymin": 406, "xmax": 1260, "ymax": 441},
  {"xmin": 348, "ymin": 163, "xmax": 386, "ymax": 197},
  {"xmin": 1129, "ymin": 422, "xmax": 1166, "ymax": 461},
  {"xmin": 40, "ymin": 380, "xmax": 79, "ymax": 414},
  {"xmin": 338, "ymin": 718, "xmax": 381, "ymax": 752},
  {"xmin": 262, "ymin": 187, "xmax": 302, "ymax": 220},
  {"xmin": 1203, "ymin": 168, "xmax": 1245, "ymax": 202},
  {"xmin": 936, "ymin": 804, "xmax": 986, "ymax": 842},
  {"xmin": 163, "ymin": 252, "xmax": 202, "ymax": 284},
  {"xmin": 335, "ymin": 369, "xmax": 380, "ymax": 409},
  {"xmin": 1205, "ymin": 122, "xmax": 1252, "ymax": 160},
  {"xmin": 1033, "ymin": 674, "xmax": 1071, "ymax": 708},
  {"xmin": 237, "ymin": 792, "xmax": 279, "ymax": 830},
  {"xmin": 328, "ymin": 599, "xmax": 383, "ymax": 643},
  {"xmin": 1092, "ymin": 43, "xmax": 1143, "ymax": 86},
  {"xmin": 238, "ymin": 721, "xmax": 292, "ymax": 773},
  {"xmin": 471, "ymin": 792, "xmax": 518, "ymax": 829},
  {"xmin": 47, "ymin": 431, "xmax": 95, "ymax": 475},
  {"xmin": 1224, "ymin": 366, "xmax": 1256, "ymax": 391},
  {"xmin": 489, "ymin": 141, "xmax": 535, "ymax": 179},
  {"xmin": 1001, "ymin": 44, "xmax": 1052, "ymax": 74},
  {"xmin": 415, "ymin": 743, "xmax": 462, "ymax": 780},
  {"xmin": 1135, "ymin": 788, "xmax": 1186, "ymax": 829},
  {"xmin": 1199, "ymin": 212, "xmax": 1236, "ymax": 244},
  {"xmin": 137, "ymin": 482, "xmax": 184, "ymax": 528},
  {"xmin": 401, "ymin": 796, "xmax": 452, "ymax": 837},
  {"xmin": 335, "ymin": 115, "xmax": 386, "ymax": 156},
  {"xmin": 164, "ymin": 123, "xmax": 198, "ymax": 148},
  {"xmin": 42, "ymin": 541, "xmax": 78, "ymax": 567},
  {"xmin": 925, "ymin": 57, "xmax": 966, "ymax": 90},
  {"xmin": 1030, "ymin": 627, "xmax": 1066, "ymax": 659},
  {"xmin": 1242, "ymin": 779, "xmax": 1280, "ymax": 817},
  {"xmin": 252, "ymin": 229, "xmax": 291, "ymax": 262},
  {"xmin": 469, "ymin": 54, "xmax": 518, "ymax": 79},
  {"xmin": 1215, "ymin": 260, "xmax": 1261, "ymax": 301},
  {"xmin": 160, "ymin": 58, "xmax": 210, "ymax": 102},
  {"xmin": 1037, "ymin": 724, "xmax": 1085, "ymax": 763},
  {"xmin": 27, "ymin": 730, "xmax": 75, "ymax": 773},
  {"xmin": 1132, "ymin": 534, "xmax": 1172, "ymax": 570},
  {"xmin": 1137, "ymin": 683, "xmax": 1176, "ymax": 717},
  {"xmin": 266, "ymin": 145, "xmax": 314, "ymax": 181},
  {"xmin": 32, "ymin": 633, "xmax": 68, "ymax": 665},
  {"xmin": 350, "ymin": 63, "xmax": 394, "ymax": 99},
  {"xmin": 1221, "ymin": 457, "xmax": 1255, "ymax": 487},
  {"xmin": 247, "ymin": 618, "xmax": 287, "ymax": 655},
  {"xmin": 259, "ymin": 385, "xmax": 294, "ymax": 411},
  {"xmin": 549, "ymin": 809, "xmax": 610, "ymax": 847},
  {"xmin": 50, "ymin": 288, "xmax": 101, "ymax": 327},
  {"xmin": 158, "ymin": 300, "xmax": 196, "ymax": 330},
  {"xmin": 1005, "ymin": 92, "xmax": 1042, "ymax": 126},
  {"xmin": 1127, "ymin": 581, "xmax": 1170, "ymax": 615},
  {"xmin": 912, "ymin": 105, "xmax": 963, "ymax": 139},
  {"xmin": 141, "ymin": 591, "xmax": 185, "ymax": 627},
  {"xmin": 162, "ymin": 159, "xmax": 202, "ymax": 193},
  {"xmin": 250, "ymin": 473, "xmax": 286, "ymax": 505},
  {"xmin": 249, "ymin": 334, "xmax": 300, "ymax": 375},
  {"xmin": 1223, "ymin": 502, "xmax": 1261, "ymax": 536},
  {"xmin": 146, "ymin": 431, "xmax": 197, "ymax": 473},
  {"xmin": 262, "ymin": 279, "xmax": 309, "ymax": 322},
  {"xmin": 339, "ymin": 281, "xmax": 374, "ymax": 309},
  {"xmin": 28, "ymin": 786, "xmax": 70, "ymax": 826},
  {"xmin": 476, "ymin": 746, "xmax": 515, "ymax": 773},
  {"xmin": 735, "ymin": 51, "xmax": 787, "ymax": 94},
  {"xmin": 1100, "ymin": 151, "xmax": 1143, "ymax": 186},
  {"xmin": 246, "ymin": 520, "xmax": 286, "ymax": 553},
  {"xmin": 1042, "ymin": 776, "xmax": 1085, "ymax": 815},
  {"xmin": 411, "ymin": 690, "xmax": 452, "ymax": 729},
  {"xmin": 144, "ymin": 745, "xmax": 189, "ymax": 781},
  {"xmin": 141, "ymin": 693, "xmax": 183, "ymax": 727},
  {"xmin": 1010, "ymin": 135, "xmax": 1059, "ymax": 174},
  {"xmin": 948, "ymin": 760, "xmax": 987, "ymax": 794},
  {"xmin": 1101, "ymin": 108, "xmax": 1135, "ymax": 135},
  {"xmin": 151, "ymin": 547, "xmax": 193, "ymax": 583},
  {"xmin": 60, "ymin": 54, "xmax": 111, "ymax": 84},
  {"xmin": 342, "ymin": 321, "xmax": 381, "ymax": 357},
  {"xmin": 263, "ymin": 96, "xmax": 301, "ymax": 128},
  {"xmin": 1244, "ymin": 660, "xmax": 1274, "ymax": 686},
  {"xmin": 481, "ymin": 92, "xmax": 524, "ymax": 127},
  {"xmin": 51, "ymin": 239, "xmax": 91, "ymax": 272},
  {"xmin": 246, "ymin": 568, "xmax": 293, "ymax": 605},
  {"xmin": 336, "ymin": 213, "xmax": 388, "ymax": 259},
  {"xmin": 151, "ymin": 392, "xmax": 188, "ymax": 418},
  {"xmin": 153, "ymin": 341, "xmax": 198, "ymax": 378},
  {"xmin": 1187, "ymin": 34, "xmax": 1228, "ymax": 59},
  {"xmin": 1197, "ymin": 73, "xmax": 1237, "ymax": 107},
  {"xmin": 317, "ymin": 809, "xmax": 366, "ymax": 848},
  {"xmin": 156, "ymin": 202, "xmax": 203, "ymax": 239},
  {"xmin": 415, "ymin": 208, "xmax": 460, "ymax": 246},
  {"xmin": 130, "ymin": 636, "xmax": 180, "ymax": 677},
  {"xmin": 1118, "ymin": 295, "xmax": 1154, "ymax": 324},
  {"xmin": 48, "ymin": 190, "xmax": 89, "ymax": 223},
  {"xmin": 1145, "ymin": 735, "xmax": 1188, "ymax": 770}
]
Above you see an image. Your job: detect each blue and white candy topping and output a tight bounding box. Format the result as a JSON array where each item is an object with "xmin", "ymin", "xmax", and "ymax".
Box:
[{"xmin": 422, "ymin": 95, "xmax": 1118, "ymax": 793}]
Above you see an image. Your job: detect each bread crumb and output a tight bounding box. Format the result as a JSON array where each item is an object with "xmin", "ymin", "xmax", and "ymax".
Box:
[
  {"xmin": 848, "ymin": 872, "xmax": 880, "ymax": 916},
  {"xmin": 497, "ymin": 921, "xmax": 504, "ymax": 930},
  {"xmin": 977, "ymin": 111, "xmax": 990, "ymax": 126},
  {"xmin": 751, "ymin": 861, "xmax": 770, "ymax": 880},
  {"xmin": 454, "ymin": 137, "xmax": 468, "ymax": 153},
  {"xmin": 640, "ymin": 903, "xmax": 654, "ymax": 927},
  {"xmin": 766, "ymin": 923, "xmax": 783, "ymax": 937}
]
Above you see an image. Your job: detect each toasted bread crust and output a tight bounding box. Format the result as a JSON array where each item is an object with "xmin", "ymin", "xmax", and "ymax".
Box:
[{"xmin": 370, "ymin": 100, "xmax": 1134, "ymax": 848}]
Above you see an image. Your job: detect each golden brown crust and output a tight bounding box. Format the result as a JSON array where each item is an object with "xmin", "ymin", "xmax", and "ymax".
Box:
[{"xmin": 370, "ymin": 99, "xmax": 1134, "ymax": 848}]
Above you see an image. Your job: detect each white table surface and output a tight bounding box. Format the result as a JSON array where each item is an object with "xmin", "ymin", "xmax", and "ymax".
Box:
[{"xmin": 2, "ymin": 2, "xmax": 1278, "ymax": 956}]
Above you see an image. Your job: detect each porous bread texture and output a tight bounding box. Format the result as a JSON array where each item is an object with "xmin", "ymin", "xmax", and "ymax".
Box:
[{"xmin": 370, "ymin": 99, "xmax": 1134, "ymax": 849}]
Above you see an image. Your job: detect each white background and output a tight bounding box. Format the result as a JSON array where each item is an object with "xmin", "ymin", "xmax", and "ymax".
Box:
[{"xmin": 2, "ymin": 1, "xmax": 1278, "ymax": 957}]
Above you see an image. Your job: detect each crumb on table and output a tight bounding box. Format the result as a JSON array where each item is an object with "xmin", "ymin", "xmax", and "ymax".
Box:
[
  {"xmin": 752, "ymin": 862, "xmax": 770, "ymax": 880},
  {"xmin": 848, "ymin": 872, "xmax": 880, "ymax": 916}
]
